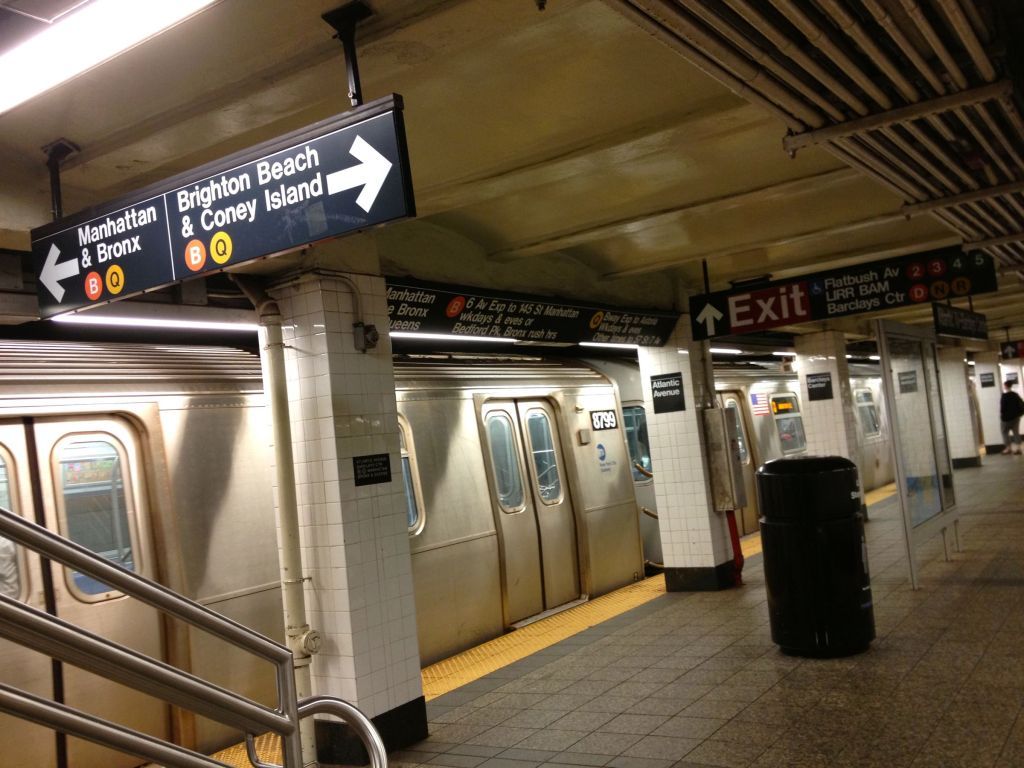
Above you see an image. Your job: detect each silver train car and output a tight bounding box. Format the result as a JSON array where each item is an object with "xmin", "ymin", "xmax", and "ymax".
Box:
[
  {"xmin": 0, "ymin": 341, "xmax": 282, "ymax": 768},
  {"xmin": 587, "ymin": 358, "xmax": 894, "ymax": 565},
  {"xmin": 0, "ymin": 342, "xmax": 644, "ymax": 766}
]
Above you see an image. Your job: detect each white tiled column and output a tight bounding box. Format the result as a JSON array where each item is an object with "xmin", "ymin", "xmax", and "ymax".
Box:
[
  {"xmin": 975, "ymin": 352, "xmax": 1003, "ymax": 454},
  {"xmin": 268, "ymin": 270, "xmax": 425, "ymax": 755},
  {"xmin": 937, "ymin": 347, "xmax": 981, "ymax": 467},
  {"xmin": 636, "ymin": 319, "xmax": 733, "ymax": 591},
  {"xmin": 794, "ymin": 331, "xmax": 860, "ymax": 464}
]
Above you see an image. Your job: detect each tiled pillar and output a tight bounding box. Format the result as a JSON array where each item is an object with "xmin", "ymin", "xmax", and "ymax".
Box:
[
  {"xmin": 974, "ymin": 352, "xmax": 1003, "ymax": 455},
  {"xmin": 267, "ymin": 269, "xmax": 426, "ymax": 759},
  {"xmin": 636, "ymin": 319, "xmax": 733, "ymax": 591},
  {"xmin": 937, "ymin": 347, "xmax": 981, "ymax": 467},
  {"xmin": 794, "ymin": 331, "xmax": 860, "ymax": 464}
]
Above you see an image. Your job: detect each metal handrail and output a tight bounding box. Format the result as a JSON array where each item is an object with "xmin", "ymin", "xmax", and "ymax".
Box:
[{"xmin": 0, "ymin": 506, "xmax": 388, "ymax": 768}]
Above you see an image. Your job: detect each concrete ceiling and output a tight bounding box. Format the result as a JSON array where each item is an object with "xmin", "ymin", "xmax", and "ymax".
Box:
[{"xmin": 0, "ymin": 0, "xmax": 1021, "ymax": 344}]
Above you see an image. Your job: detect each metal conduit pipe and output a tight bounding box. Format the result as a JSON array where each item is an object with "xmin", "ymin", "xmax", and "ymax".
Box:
[
  {"xmin": 679, "ymin": 1, "xmax": 845, "ymax": 121},
  {"xmin": 629, "ymin": 0, "xmax": 825, "ymax": 127},
  {"xmin": 937, "ymin": 0, "xmax": 997, "ymax": 82},
  {"xmin": 605, "ymin": 0, "xmax": 810, "ymax": 131},
  {"xmin": 878, "ymin": 126, "xmax": 955, "ymax": 194},
  {"xmin": 768, "ymin": 0, "xmax": 892, "ymax": 109},
  {"xmin": 899, "ymin": 0, "xmax": 969, "ymax": 90},
  {"xmin": 230, "ymin": 276, "xmax": 318, "ymax": 768},
  {"xmin": 716, "ymin": 0, "xmax": 868, "ymax": 115},
  {"xmin": 861, "ymin": 133, "xmax": 943, "ymax": 197},
  {"xmin": 813, "ymin": 0, "xmax": 917, "ymax": 102},
  {"xmin": 981, "ymin": 105, "xmax": 1024, "ymax": 171},
  {"xmin": 861, "ymin": 0, "xmax": 945, "ymax": 95}
]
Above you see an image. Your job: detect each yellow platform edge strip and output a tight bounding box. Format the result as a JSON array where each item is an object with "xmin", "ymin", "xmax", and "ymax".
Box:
[{"xmin": 421, "ymin": 573, "xmax": 667, "ymax": 700}]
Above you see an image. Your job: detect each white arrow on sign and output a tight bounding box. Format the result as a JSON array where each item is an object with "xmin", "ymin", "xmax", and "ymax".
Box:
[
  {"xmin": 696, "ymin": 302, "xmax": 724, "ymax": 336},
  {"xmin": 325, "ymin": 135, "xmax": 393, "ymax": 213},
  {"xmin": 40, "ymin": 243, "xmax": 80, "ymax": 302}
]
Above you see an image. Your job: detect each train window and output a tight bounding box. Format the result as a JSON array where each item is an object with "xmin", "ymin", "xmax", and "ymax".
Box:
[
  {"xmin": 398, "ymin": 417, "xmax": 425, "ymax": 535},
  {"xmin": 622, "ymin": 406, "xmax": 653, "ymax": 482},
  {"xmin": 485, "ymin": 412, "xmax": 525, "ymax": 511},
  {"xmin": 771, "ymin": 393, "xmax": 807, "ymax": 454},
  {"xmin": 54, "ymin": 435, "xmax": 139, "ymax": 600},
  {"xmin": 855, "ymin": 388, "xmax": 881, "ymax": 438},
  {"xmin": 0, "ymin": 449, "xmax": 23, "ymax": 602},
  {"xmin": 724, "ymin": 399, "xmax": 749, "ymax": 463},
  {"xmin": 525, "ymin": 410, "xmax": 562, "ymax": 504}
]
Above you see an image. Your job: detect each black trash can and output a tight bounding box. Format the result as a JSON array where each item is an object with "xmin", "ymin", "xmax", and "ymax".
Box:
[{"xmin": 756, "ymin": 456, "xmax": 875, "ymax": 657}]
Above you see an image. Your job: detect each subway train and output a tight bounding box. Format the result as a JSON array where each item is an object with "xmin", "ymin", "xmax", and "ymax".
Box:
[
  {"xmin": 0, "ymin": 340, "xmax": 892, "ymax": 766},
  {"xmin": 585, "ymin": 357, "xmax": 894, "ymax": 565}
]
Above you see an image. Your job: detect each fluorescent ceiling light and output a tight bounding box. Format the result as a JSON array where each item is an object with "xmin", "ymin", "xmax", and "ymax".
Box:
[
  {"xmin": 772, "ymin": 351, "xmax": 796, "ymax": 357},
  {"xmin": 579, "ymin": 342, "xmax": 638, "ymax": 350},
  {"xmin": 710, "ymin": 347, "xmax": 743, "ymax": 355},
  {"xmin": 389, "ymin": 332, "xmax": 517, "ymax": 344},
  {"xmin": 53, "ymin": 314, "xmax": 258, "ymax": 332},
  {"xmin": 869, "ymin": 355, "xmax": 881, "ymax": 360},
  {"xmin": 0, "ymin": 0, "xmax": 216, "ymax": 115}
]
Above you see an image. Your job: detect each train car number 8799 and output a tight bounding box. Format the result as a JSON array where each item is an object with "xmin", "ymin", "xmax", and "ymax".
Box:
[{"xmin": 590, "ymin": 410, "xmax": 618, "ymax": 430}]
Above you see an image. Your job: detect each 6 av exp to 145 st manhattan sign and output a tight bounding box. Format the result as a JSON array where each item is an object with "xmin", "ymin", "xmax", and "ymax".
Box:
[
  {"xmin": 386, "ymin": 279, "xmax": 679, "ymax": 346},
  {"xmin": 689, "ymin": 247, "xmax": 998, "ymax": 340},
  {"xmin": 32, "ymin": 95, "xmax": 415, "ymax": 318}
]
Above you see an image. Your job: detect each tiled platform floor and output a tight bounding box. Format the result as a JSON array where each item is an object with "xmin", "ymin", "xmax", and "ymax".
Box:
[{"xmin": 389, "ymin": 459, "xmax": 1024, "ymax": 768}]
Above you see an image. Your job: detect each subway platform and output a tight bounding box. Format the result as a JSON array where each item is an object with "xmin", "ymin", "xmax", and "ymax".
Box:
[{"xmin": 383, "ymin": 458, "xmax": 1024, "ymax": 768}]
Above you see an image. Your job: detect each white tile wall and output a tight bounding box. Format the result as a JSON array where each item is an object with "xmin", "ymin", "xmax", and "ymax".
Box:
[
  {"xmin": 794, "ymin": 331, "xmax": 860, "ymax": 466},
  {"xmin": 636, "ymin": 320, "xmax": 731, "ymax": 568},
  {"xmin": 937, "ymin": 347, "xmax": 979, "ymax": 461},
  {"xmin": 269, "ymin": 272, "xmax": 422, "ymax": 718}
]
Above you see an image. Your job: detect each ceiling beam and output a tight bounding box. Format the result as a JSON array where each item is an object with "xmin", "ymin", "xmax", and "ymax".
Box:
[{"xmin": 488, "ymin": 168, "xmax": 859, "ymax": 261}]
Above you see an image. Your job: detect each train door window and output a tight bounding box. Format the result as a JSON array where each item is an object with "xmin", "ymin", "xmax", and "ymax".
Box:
[
  {"xmin": 855, "ymin": 388, "xmax": 881, "ymax": 438},
  {"xmin": 622, "ymin": 405, "xmax": 653, "ymax": 481},
  {"xmin": 0, "ymin": 447, "xmax": 23, "ymax": 601},
  {"xmin": 724, "ymin": 399, "xmax": 749, "ymax": 463},
  {"xmin": 770, "ymin": 393, "xmax": 807, "ymax": 454},
  {"xmin": 485, "ymin": 412, "xmax": 525, "ymax": 511},
  {"xmin": 398, "ymin": 417, "xmax": 425, "ymax": 535},
  {"xmin": 53, "ymin": 435, "xmax": 139, "ymax": 599},
  {"xmin": 525, "ymin": 410, "xmax": 562, "ymax": 504}
]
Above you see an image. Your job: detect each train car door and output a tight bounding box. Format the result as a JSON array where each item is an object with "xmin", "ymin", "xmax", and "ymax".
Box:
[
  {"xmin": 716, "ymin": 393, "xmax": 760, "ymax": 535},
  {"xmin": 0, "ymin": 417, "xmax": 168, "ymax": 768},
  {"xmin": 482, "ymin": 400, "xmax": 580, "ymax": 626}
]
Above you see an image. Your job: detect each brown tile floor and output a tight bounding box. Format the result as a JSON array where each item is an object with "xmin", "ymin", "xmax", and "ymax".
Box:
[{"xmin": 386, "ymin": 458, "xmax": 1024, "ymax": 768}]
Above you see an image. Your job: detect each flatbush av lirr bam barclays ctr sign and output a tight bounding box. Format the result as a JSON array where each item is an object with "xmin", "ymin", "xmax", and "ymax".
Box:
[
  {"xmin": 688, "ymin": 247, "xmax": 998, "ymax": 340},
  {"xmin": 32, "ymin": 95, "xmax": 414, "ymax": 318}
]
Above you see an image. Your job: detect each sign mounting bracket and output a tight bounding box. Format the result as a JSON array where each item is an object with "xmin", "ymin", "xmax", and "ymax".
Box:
[
  {"xmin": 322, "ymin": 1, "xmax": 373, "ymax": 108},
  {"xmin": 42, "ymin": 138, "xmax": 79, "ymax": 221}
]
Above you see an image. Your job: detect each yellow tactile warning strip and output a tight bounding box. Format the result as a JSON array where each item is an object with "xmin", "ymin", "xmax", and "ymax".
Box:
[
  {"xmin": 208, "ymin": 732, "xmax": 282, "ymax": 767},
  {"xmin": 421, "ymin": 573, "xmax": 667, "ymax": 700}
]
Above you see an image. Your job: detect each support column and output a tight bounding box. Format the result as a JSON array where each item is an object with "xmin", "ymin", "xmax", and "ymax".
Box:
[
  {"xmin": 794, "ymin": 331, "xmax": 860, "ymax": 464},
  {"xmin": 637, "ymin": 319, "xmax": 733, "ymax": 591},
  {"xmin": 974, "ymin": 352, "xmax": 1003, "ymax": 455},
  {"xmin": 937, "ymin": 347, "xmax": 981, "ymax": 467},
  {"xmin": 268, "ymin": 265, "xmax": 426, "ymax": 762}
]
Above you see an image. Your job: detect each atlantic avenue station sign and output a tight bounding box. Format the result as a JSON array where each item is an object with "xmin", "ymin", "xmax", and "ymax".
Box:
[
  {"xmin": 689, "ymin": 247, "xmax": 998, "ymax": 340},
  {"xmin": 32, "ymin": 95, "xmax": 414, "ymax": 318}
]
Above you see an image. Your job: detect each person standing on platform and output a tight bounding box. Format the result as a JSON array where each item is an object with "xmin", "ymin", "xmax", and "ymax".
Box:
[{"xmin": 1000, "ymin": 381, "xmax": 1024, "ymax": 455}]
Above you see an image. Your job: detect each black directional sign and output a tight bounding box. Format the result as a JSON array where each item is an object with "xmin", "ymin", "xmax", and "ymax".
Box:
[
  {"xmin": 689, "ymin": 247, "xmax": 998, "ymax": 340},
  {"xmin": 386, "ymin": 278, "xmax": 679, "ymax": 346},
  {"xmin": 32, "ymin": 95, "xmax": 415, "ymax": 319},
  {"xmin": 932, "ymin": 303, "xmax": 988, "ymax": 340}
]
